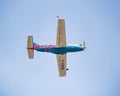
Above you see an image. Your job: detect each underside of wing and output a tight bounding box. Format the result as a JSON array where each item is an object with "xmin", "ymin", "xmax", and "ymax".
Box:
[
  {"xmin": 56, "ymin": 54, "xmax": 67, "ymax": 76},
  {"xmin": 56, "ymin": 18, "xmax": 66, "ymax": 47}
]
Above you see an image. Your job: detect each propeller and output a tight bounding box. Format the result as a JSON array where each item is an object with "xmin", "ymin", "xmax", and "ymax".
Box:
[{"xmin": 83, "ymin": 41, "xmax": 87, "ymax": 50}]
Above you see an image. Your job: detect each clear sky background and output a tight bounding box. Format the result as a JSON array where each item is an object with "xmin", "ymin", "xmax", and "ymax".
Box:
[{"xmin": 0, "ymin": 0, "xmax": 120, "ymax": 96}]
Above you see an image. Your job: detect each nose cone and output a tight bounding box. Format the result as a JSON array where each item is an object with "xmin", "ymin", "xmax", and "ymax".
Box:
[
  {"xmin": 85, "ymin": 46, "xmax": 87, "ymax": 49},
  {"xmin": 79, "ymin": 44, "xmax": 87, "ymax": 49},
  {"xmin": 83, "ymin": 46, "xmax": 87, "ymax": 50}
]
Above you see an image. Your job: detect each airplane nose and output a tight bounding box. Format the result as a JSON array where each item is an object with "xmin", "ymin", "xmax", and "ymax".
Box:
[
  {"xmin": 83, "ymin": 46, "xmax": 87, "ymax": 50},
  {"xmin": 79, "ymin": 42, "xmax": 87, "ymax": 50},
  {"xmin": 83, "ymin": 41, "xmax": 87, "ymax": 50},
  {"xmin": 85, "ymin": 46, "xmax": 87, "ymax": 49}
]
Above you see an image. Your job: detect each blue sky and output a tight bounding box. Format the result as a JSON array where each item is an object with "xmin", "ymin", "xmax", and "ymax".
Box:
[{"xmin": 0, "ymin": 0, "xmax": 120, "ymax": 96}]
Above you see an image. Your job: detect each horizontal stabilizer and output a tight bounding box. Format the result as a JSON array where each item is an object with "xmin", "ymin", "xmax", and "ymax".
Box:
[{"xmin": 27, "ymin": 36, "xmax": 34, "ymax": 59}]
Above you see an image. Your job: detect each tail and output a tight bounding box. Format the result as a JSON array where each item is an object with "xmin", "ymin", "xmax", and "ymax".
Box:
[{"xmin": 27, "ymin": 36, "xmax": 34, "ymax": 59}]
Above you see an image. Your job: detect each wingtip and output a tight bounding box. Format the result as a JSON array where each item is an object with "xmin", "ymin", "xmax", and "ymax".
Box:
[{"xmin": 57, "ymin": 16, "xmax": 59, "ymax": 18}]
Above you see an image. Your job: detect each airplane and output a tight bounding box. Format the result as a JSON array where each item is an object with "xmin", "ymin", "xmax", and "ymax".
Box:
[{"xmin": 27, "ymin": 17, "xmax": 87, "ymax": 77}]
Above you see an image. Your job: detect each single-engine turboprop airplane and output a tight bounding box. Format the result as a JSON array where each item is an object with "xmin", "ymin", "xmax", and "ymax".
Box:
[{"xmin": 27, "ymin": 17, "xmax": 87, "ymax": 77}]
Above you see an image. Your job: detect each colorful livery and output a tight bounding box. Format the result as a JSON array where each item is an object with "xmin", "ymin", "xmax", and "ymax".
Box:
[{"xmin": 27, "ymin": 17, "xmax": 87, "ymax": 77}]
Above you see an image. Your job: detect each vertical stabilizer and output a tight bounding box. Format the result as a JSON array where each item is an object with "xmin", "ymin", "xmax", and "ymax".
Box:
[{"xmin": 27, "ymin": 36, "xmax": 34, "ymax": 59}]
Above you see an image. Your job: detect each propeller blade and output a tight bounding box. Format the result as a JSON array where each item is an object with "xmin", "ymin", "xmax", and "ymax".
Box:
[{"xmin": 83, "ymin": 41, "xmax": 85, "ymax": 48}]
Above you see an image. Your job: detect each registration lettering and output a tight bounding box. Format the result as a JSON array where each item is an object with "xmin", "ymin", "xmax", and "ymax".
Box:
[{"xmin": 61, "ymin": 60, "xmax": 64, "ymax": 70}]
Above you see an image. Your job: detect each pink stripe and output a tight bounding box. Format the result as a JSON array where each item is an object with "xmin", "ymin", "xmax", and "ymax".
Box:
[{"xmin": 28, "ymin": 45, "xmax": 56, "ymax": 50}]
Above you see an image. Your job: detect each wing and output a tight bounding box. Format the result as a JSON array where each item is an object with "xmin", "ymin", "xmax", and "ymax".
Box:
[
  {"xmin": 56, "ymin": 54, "xmax": 67, "ymax": 76},
  {"xmin": 56, "ymin": 18, "xmax": 66, "ymax": 47}
]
